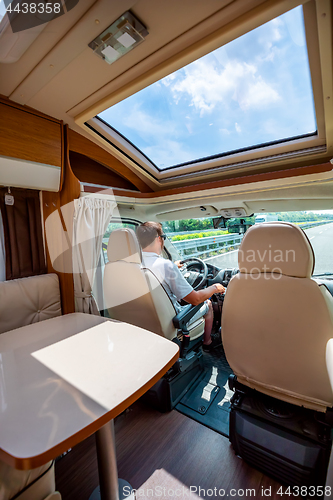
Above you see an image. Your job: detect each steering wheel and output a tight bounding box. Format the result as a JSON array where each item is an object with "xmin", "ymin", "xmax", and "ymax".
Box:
[{"xmin": 179, "ymin": 257, "xmax": 208, "ymax": 290}]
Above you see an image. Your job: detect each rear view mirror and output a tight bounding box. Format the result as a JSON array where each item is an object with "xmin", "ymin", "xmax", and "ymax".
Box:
[
  {"xmin": 226, "ymin": 218, "xmax": 254, "ymax": 234},
  {"xmin": 213, "ymin": 216, "xmax": 227, "ymax": 229}
]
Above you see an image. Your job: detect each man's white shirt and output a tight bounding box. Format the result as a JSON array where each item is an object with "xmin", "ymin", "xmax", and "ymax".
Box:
[{"xmin": 142, "ymin": 252, "xmax": 193, "ymax": 312}]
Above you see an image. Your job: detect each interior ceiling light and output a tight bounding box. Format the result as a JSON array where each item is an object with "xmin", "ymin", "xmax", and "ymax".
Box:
[{"xmin": 89, "ymin": 11, "xmax": 148, "ymax": 65}]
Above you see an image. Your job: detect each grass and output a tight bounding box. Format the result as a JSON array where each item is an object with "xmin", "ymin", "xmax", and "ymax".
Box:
[{"xmin": 171, "ymin": 230, "xmax": 228, "ymax": 241}]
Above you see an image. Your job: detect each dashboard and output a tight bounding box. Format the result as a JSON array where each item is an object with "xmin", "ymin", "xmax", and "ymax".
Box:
[
  {"xmin": 183, "ymin": 262, "xmax": 333, "ymax": 300},
  {"xmin": 207, "ymin": 267, "xmax": 239, "ymax": 287},
  {"xmin": 185, "ymin": 262, "xmax": 239, "ymax": 288}
]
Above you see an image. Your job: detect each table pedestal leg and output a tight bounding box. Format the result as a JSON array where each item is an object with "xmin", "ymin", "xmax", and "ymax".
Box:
[{"xmin": 89, "ymin": 420, "xmax": 133, "ymax": 500}]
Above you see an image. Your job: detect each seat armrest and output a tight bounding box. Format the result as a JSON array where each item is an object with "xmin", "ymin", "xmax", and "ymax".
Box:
[
  {"xmin": 172, "ymin": 303, "xmax": 204, "ymax": 331},
  {"xmin": 326, "ymin": 339, "xmax": 333, "ymax": 390}
]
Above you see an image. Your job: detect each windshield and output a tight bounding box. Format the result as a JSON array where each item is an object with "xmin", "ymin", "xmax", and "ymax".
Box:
[{"xmin": 162, "ymin": 211, "xmax": 333, "ymax": 276}]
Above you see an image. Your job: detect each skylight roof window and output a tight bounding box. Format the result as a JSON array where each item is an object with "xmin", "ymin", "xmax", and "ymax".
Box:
[{"xmin": 97, "ymin": 6, "xmax": 316, "ymax": 171}]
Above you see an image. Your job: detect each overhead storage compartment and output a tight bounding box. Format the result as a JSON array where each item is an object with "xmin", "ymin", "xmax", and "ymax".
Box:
[
  {"xmin": 0, "ymin": 156, "xmax": 61, "ymax": 191},
  {"xmin": 0, "ymin": 98, "xmax": 63, "ymax": 191}
]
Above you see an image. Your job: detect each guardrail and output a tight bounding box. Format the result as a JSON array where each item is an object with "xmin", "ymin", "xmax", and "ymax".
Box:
[
  {"xmin": 101, "ymin": 220, "xmax": 332, "ymax": 262},
  {"xmin": 166, "ymin": 220, "xmax": 332, "ymax": 239},
  {"xmin": 173, "ymin": 233, "xmax": 243, "ymax": 259},
  {"xmin": 166, "ymin": 229, "xmax": 223, "ymax": 237},
  {"xmin": 171, "ymin": 220, "xmax": 333, "ymax": 259},
  {"xmin": 296, "ymin": 220, "xmax": 332, "ymax": 230}
]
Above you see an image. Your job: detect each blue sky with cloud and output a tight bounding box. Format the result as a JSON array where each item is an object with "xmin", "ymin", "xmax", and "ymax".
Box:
[{"xmin": 99, "ymin": 6, "xmax": 316, "ymax": 170}]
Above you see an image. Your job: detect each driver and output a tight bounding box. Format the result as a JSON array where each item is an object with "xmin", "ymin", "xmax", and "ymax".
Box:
[{"xmin": 136, "ymin": 222, "xmax": 225, "ymax": 351}]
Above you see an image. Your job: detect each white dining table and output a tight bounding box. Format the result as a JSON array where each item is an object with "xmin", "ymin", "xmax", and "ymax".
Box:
[{"xmin": 0, "ymin": 313, "xmax": 179, "ymax": 500}]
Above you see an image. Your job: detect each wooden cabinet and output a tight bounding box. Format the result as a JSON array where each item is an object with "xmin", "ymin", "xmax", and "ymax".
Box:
[{"xmin": 0, "ymin": 99, "xmax": 63, "ymax": 168}]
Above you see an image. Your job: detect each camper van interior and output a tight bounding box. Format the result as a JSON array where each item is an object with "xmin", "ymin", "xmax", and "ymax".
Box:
[{"xmin": 1, "ymin": 0, "xmax": 333, "ymax": 498}]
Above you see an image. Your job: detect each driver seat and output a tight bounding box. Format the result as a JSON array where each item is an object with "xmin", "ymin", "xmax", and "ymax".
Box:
[{"xmin": 103, "ymin": 228, "xmax": 204, "ymax": 342}]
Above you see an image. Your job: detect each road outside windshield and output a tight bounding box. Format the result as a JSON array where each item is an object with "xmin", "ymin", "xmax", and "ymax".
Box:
[{"xmin": 162, "ymin": 211, "xmax": 333, "ymax": 277}]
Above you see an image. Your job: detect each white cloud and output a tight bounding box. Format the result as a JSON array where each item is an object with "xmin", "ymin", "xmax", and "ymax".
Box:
[
  {"xmin": 236, "ymin": 77, "xmax": 280, "ymax": 110},
  {"xmin": 213, "ymin": 46, "xmax": 230, "ymax": 67},
  {"xmin": 259, "ymin": 18, "xmax": 283, "ymax": 51},
  {"xmin": 185, "ymin": 122, "xmax": 192, "ymax": 134},
  {"xmin": 161, "ymin": 73, "xmax": 177, "ymax": 87},
  {"xmin": 109, "ymin": 103, "xmax": 193, "ymax": 167},
  {"xmin": 220, "ymin": 128, "xmax": 230, "ymax": 135},
  {"xmin": 168, "ymin": 58, "xmax": 280, "ymax": 114},
  {"xmin": 143, "ymin": 139, "xmax": 193, "ymax": 168},
  {"xmin": 259, "ymin": 47, "xmax": 278, "ymax": 63},
  {"xmin": 235, "ymin": 123, "xmax": 241, "ymax": 133},
  {"xmin": 270, "ymin": 18, "xmax": 283, "ymax": 41},
  {"xmin": 121, "ymin": 106, "xmax": 174, "ymax": 139}
]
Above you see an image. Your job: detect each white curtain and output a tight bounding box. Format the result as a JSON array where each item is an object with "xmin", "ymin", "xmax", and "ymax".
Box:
[{"xmin": 73, "ymin": 198, "xmax": 116, "ymax": 314}]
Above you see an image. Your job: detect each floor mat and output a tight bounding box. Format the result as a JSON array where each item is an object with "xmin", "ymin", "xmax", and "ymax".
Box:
[
  {"xmin": 180, "ymin": 380, "xmax": 220, "ymax": 414},
  {"xmin": 176, "ymin": 345, "xmax": 233, "ymax": 437}
]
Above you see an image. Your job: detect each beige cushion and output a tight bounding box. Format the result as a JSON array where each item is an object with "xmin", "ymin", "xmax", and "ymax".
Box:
[
  {"xmin": 0, "ymin": 274, "xmax": 61, "ymax": 334},
  {"xmin": 104, "ymin": 229, "xmax": 204, "ymax": 341},
  {"xmin": 107, "ymin": 228, "xmax": 141, "ymax": 264},
  {"xmin": 0, "ymin": 460, "xmax": 55, "ymax": 500},
  {"xmin": 238, "ymin": 222, "xmax": 314, "ymax": 278}
]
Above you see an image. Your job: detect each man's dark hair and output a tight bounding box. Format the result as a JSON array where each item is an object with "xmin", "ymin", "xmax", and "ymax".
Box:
[{"xmin": 136, "ymin": 221, "xmax": 163, "ymax": 249}]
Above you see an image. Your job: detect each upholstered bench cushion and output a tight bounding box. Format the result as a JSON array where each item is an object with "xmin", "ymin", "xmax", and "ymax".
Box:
[
  {"xmin": 0, "ymin": 460, "xmax": 52, "ymax": 500},
  {"xmin": 0, "ymin": 274, "xmax": 61, "ymax": 334}
]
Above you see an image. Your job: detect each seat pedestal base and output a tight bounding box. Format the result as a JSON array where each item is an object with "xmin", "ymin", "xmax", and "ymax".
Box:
[
  {"xmin": 142, "ymin": 349, "xmax": 204, "ymax": 412},
  {"xmin": 90, "ymin": 480, "xmax": 134, "ymax": 500},
  {"xmin": 229, "ymin": 388, "xmax": 332, "ymax": 494}
]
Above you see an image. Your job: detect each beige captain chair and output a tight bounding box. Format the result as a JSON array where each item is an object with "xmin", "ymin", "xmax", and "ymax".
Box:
[
  {"xmin": 103, "ymin": 228, "xmax": 204, "ymax": 343},
  {"xmin": 222, "ymin": 221, "xmax": 333, "ymax": 412}
]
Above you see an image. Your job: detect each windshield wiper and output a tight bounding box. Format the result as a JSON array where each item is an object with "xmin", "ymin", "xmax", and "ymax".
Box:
[{"xmin": 312, "ymin": 272, "xmax": 333, "ymax": 279}]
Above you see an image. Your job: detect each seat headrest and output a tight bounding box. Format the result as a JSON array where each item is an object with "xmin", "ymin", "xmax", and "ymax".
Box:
[
  {"xmin": 107, "ymin": 228, "xmax": 142, "ymax": 264},
  {"xmin": 238, "ymin": 222, "xmax": 314, "ymax": 278}
]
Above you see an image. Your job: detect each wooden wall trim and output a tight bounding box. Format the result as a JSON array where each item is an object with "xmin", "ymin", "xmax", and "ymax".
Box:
[
  {"xmin": 68, "ymin": 129, "xmax": 153, "ymax": 193},
  {"xmin": 42, "ymin": 125, "xmax": 81, "ymax": 315},
  {"xmin": 59, "ymin": 124, "xmax": 65, "ymax": 190},
  {"xmin": 62, "ymin": 125, "xmax": 82, "ymax": 202},
  {"xmin": 70, "ymin": 151, "xmax": 139, "ymax": 191},
  {"xmin": 83, "ymin": 162, "xmax": 333, "ymax": 199}
]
